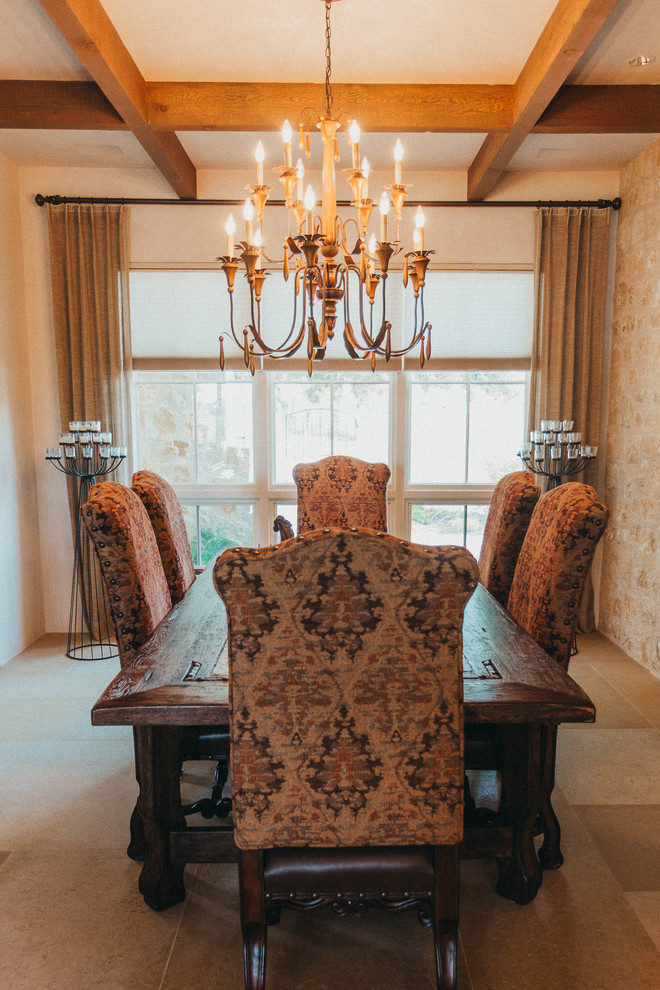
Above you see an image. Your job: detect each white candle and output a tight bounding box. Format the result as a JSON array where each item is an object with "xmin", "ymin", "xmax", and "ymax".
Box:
[
  {"xmin": 243, "ymin": 198, "xmax": 254, "ymax": 243},
  {"xmin": 281, "ymin": 120, "xmax": 292, "ymax": 167},
  {"xmin": 394, "ymin": 139, "xmax": 403, "ymax": 184},
  {"xmin": 304, "ymin": 185, "xmax": 316, "ymax": 235},
  {"xmin": 349, "ymin": 120, "xmax": 360, "ymax": 170},
  {"xmin": 379, "ymin": 191, "xmax": 390, "ymax": 241},
  {"xmin": 255, "ymin": 141, "xmax": 265, "ymax": 185},
  {"xmin": 415, "ymin": 206, "xmax": 425, "ymax": 250},
  {"xmin": 225, "ymin": 214, "xmax": 236, "ymax": 257},
  {"xmin": 296, "ymin": 159, "xmax": 304, "ymax": 201}
]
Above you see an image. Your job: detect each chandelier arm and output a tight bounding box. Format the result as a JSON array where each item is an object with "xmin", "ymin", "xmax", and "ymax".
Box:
[{"xmin": 224, "ymin": 289, "xmax": 247, "ymax": 351}]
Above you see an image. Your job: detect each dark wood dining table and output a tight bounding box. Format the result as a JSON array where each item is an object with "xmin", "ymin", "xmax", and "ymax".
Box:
[{"xmin": 91, "ymin": 557, "xmax": 595, "ymax": 912}]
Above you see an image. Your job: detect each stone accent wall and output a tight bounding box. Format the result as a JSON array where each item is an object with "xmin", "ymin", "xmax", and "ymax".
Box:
[{"xmin": 599, "ymin": 138, "xmax": 660, "ymax": 677}]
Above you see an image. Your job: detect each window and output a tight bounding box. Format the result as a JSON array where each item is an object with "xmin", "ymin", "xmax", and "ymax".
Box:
[{"xmin": 131, "ymin": 268, "xmax": 532, "ymax": 562}]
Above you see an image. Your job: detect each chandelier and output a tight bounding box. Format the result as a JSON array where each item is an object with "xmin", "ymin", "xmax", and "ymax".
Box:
[{"xmin": 217, "ymin": 0, "xmax": 433, "ymax": 375}]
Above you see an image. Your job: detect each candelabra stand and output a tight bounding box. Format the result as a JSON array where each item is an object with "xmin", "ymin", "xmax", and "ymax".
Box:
[
  {"xmin": 45, "ymin": 421, "xmax": 127, "ymax": 660},
  {"xmin": 518, "ymin": 420, "xmax": 597, "ymax": 490}
]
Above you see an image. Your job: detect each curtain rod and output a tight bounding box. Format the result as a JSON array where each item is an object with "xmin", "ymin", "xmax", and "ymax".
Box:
[{"xmin": 35, "ymin": 194, "xmax": 622, "ymax": 210}]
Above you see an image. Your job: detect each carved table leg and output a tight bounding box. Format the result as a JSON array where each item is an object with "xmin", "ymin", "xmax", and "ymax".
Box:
[
  {"xmin": 134, "ymin": 725, "xmax": 187, "ymax": 911},
  {"xmin": 495, "ymin": 723, "xmax": 543, "ymax": 905},
  {"xmin": 537, "ymin": 725, "xmax": 564, "ymax": 869}
]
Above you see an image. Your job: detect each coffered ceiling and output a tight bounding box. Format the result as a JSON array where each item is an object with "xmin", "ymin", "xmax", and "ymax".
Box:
[{"xmin": 0, "ymin": 0, "xmax": 658, "ymax": 199}]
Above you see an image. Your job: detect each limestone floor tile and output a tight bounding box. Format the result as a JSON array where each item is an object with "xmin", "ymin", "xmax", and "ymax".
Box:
[
  {"xmin": 566, "ymin": 658, "xmax": 652, "ymax": 728},
  {"xmin": 583, "ymin": 660, "xmax": 660, "ymax": 730},
  {"xmin": 555, "ymin": 727, "xmax": 660, "ymax": 804},
  {"xmin": 626, "ymin": 892, "xmax": 660, "ymax": 953},
  {"xmin": 0, "ymin": 695, "xmax": 128, "ymax": 741},
  {"xmin": 0, "ymin": 737, "xmax": 138, "ymax": 851},
  {"xmin": 459, "ymin": 790, "xmax": 660, "ymax": 990},
  {"xmin": 0, "ymin": 847, "xmax": 185, "ymax": 990},
  {"xmin": 572, "ymin": 805, "xmax": 660, "ymax": 890},
  {"xmin": 162, "ymin": 862, "xmax": 473, "ymax": 990}
]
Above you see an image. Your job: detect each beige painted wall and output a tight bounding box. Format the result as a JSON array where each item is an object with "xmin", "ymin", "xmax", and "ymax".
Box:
[
  {"xmin": 10, "ymin": 162, "xmax": 620, "ymax": 639},
  {"xmin": 0, "ymin": 152, "xmax": 44, "ymax": 663},
  {"xmin": 599, "ymin": 138, "xmax": 660, "ymax": 677}
]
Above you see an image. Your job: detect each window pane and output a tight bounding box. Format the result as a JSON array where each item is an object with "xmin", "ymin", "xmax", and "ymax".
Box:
[
  {"xmin": 196, "ymin": 381, "xmax": 253, "ymax": 483},
  {"xmin": 180, "ymin": 503, "xmax": 199, "ymax": 565},
  {"xmin": 272, "ymin": 374, "xmax": 390, "ymax": 483},
  {"xmin": 467, "ymin": 382, "xmax": 526, "ymax": 483},
  {"xmin": 136, "ymin": 381, "xmax": 195, "ymax": 482},
  {"xmin": 197, "ymin": 504, "xmax": 255, "ymax": 565},
  {"xmin": 410, "ymin": 505, "xmax": 467, "ymax": 546},
  {"xmin": 276, "ymin": 503, "xmax": 296, "ymax": 537},
  {"xmin": 409, "ymin": 383, "xmax": 467, "ymax": 483},
  {"xmin": 466, "ymin": 504, "xmax": 489, "ymax": 558}
]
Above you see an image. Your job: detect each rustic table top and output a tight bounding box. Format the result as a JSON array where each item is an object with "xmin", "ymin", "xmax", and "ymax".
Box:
[{"xmin": 92, "ymin": 559, "xmax": 595, "ymax": 728}]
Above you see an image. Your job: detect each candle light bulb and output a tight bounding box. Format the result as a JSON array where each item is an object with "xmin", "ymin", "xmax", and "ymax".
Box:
[
  {"xmin": 415, "ymin": 205, "xmax": 425, "ymax": 250},
  {"xmin": 244, "ymin": 198, "xmax": 254, "ymax": 243},
  {"xmin": 281, "ymin": 120, "xmax": 292, "ymax": 166},
  {"xmin": 225, "ymin": 213, "xmax": 236, "ymax": 257},
  {"xmin": 361, "ymin": 156, "xmax": 370, "ymax": 178},
  {"xmin": 255, "ymin": 140, "xmax": 265, "ymax": 185},
  {"xmin": 349, "ymin": 120, "xmax": 361, "ymax": 169},
  {"xmin": 379, "ymin": 191, "xmax": 390, "ymax": 241},
  {"xmin": 296, "ymin": 158, "xmax": 305, "ymax": 200},
  {"xmin": 304, "ymin": 185, "xmax": 316, "ymax": 212},
  {"xmin": 304, "ymin": 185, "xmax": 316, "ymax": 235},
  {"xmin": 394, "ymin": 139, "xmax": 404, "ymax": 184},
  {"xmin": 368, "ymin": 233, "xmax": 377, "ymax": 256}
]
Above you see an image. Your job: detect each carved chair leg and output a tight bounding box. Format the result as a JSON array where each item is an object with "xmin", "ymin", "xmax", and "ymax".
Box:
[
  {"xmin": 239, "ymin": 850, "xmax": 267, "ymax": 990},
  {"xmin": 433, "ymin": 845, "xmax": 459, "ymax": 990}
]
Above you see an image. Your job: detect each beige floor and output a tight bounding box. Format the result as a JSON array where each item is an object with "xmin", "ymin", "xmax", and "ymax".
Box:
[{"xmin": 0, "ymin": 632, "xmax": 659, "ymax": 990}]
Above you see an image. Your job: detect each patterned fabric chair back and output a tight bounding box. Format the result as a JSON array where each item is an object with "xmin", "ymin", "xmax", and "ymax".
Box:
[
  {"xmin": 132, "ymin": 470, "xmax": 196, "ymax": 604},
  {"xmin": 508, "ymin": 482, "xmax": 609, "ymax": 667},
  {"xmin": 293, "ymin": 455, "xmax": 390, "ymax": 534},
  {"xmin": 214, "ymin": 529, "xmax": 478, "ymax": 850},
  {"xmin": 81, "ymin": 481, "xmax": 172, "ymax": 667},
  {"xmin": 478, "ymin": 471, "xmax": 541, "ymax": 607}
]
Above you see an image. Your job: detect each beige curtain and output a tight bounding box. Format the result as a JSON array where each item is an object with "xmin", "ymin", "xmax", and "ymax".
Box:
[
  {"xmin": 47, "ymin": 203, "xmax": 133, "ymax": 477},
  {"xmin": 47, "ymin": 204, "xmax": 133, "ymax": 641},
  {"xmin": 529, "ymin": 206, "xmax": 611, "ymax": 630}
]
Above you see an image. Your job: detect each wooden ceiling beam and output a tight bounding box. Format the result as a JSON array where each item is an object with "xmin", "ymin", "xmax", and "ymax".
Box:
[
  {"xmin": 3, "ymin": 79, "xmax": 655, "ymax": 135},
  {"xmin": 0, "ymin": 80, "xmax": 126, "ymax": 129},
  {"xmin": 35, "ymin": 0, "xmax": 196, "ymax": 198},
  {"xmin": 535, "ymin": 84, "xmax": 660, "ymax": 133},
  {"xmin": 146, "ymin": 82, "xmax": 513, "ymax": 133},
  {"xmin": 467, "ymin": 0, "xmax": 623, "ymax": 201}
]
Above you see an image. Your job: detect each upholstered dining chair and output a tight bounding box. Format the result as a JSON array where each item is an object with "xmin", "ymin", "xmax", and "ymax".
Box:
[
  {"xmin": 214, "ymin": 528, "xmax": 478, "ymax": 990},
  {"xmin": 81, "ymin": 481, "xmax": 230, "ymax": 858},
  {"xmin": 469, "ymin": 482, "xmax": 609, "ymax": 870},
  {"xmin": 477, "ymin": 470, "xmax": 541, "ymax": 607},
  {"xmin": 132, "ymin": 470, "xmax": 196, "ymax": 605},
  {"xmin": 295, "ymin": 454, "xmax": 391, "ymax": 532}
]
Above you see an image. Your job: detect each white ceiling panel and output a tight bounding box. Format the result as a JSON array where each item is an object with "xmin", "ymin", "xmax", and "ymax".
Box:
[
  {"xmin": 177, "ymin": 130, "xmax": 488, "ymax": 172},
  {"xmin": 0, "ymin": 0, "xmax": 88, "ymax": 80},
  {"xmin": 509, "ymin": 132, "xmax": 660, "ymax": 171},
  {"xmin": 0, "ymin": 129, "xmax": 152, "ymax": 167},
  {"xmin": 99, "ymin": 0, "xmax": 558, "ymax": 84}
]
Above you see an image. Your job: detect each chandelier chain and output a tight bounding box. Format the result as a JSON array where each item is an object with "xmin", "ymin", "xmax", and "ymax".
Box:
[{"xmin": 324, "ymin": 0, "xmax": 333, "ymax": 116}]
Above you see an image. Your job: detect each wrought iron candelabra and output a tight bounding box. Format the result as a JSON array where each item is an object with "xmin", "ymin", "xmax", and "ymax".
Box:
[
  {"xmin": 45, "ymin": 421, "xmax": 127, "ymax": 660},
  {"xmin": 519, "ymin": 420, "xmax": 597, "ymax": 490}
]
